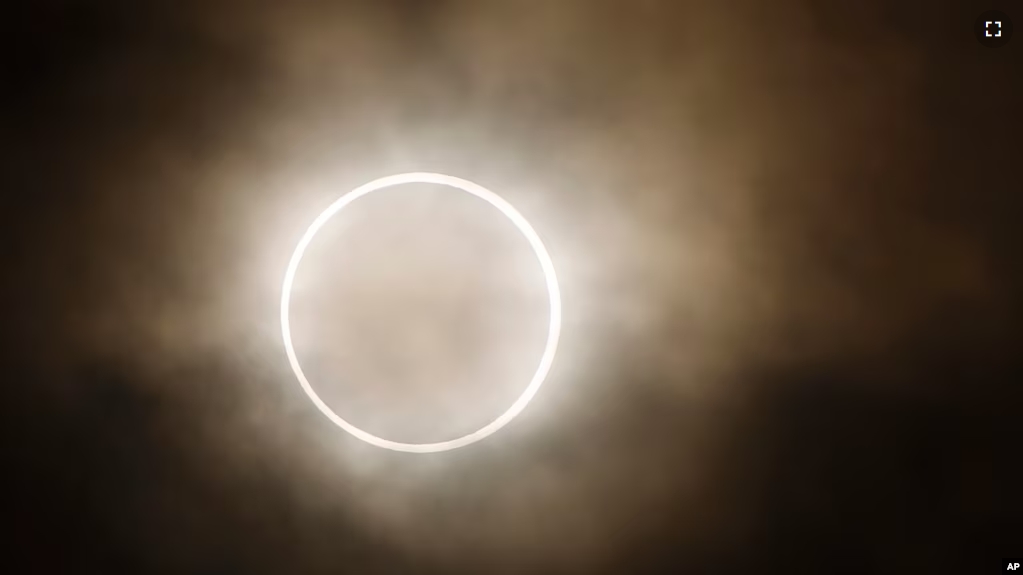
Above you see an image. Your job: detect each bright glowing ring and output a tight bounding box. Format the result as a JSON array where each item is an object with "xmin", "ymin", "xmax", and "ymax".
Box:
[{"xmin": 281, "ymin": 172, "xmax": 562, "ymax": 453}]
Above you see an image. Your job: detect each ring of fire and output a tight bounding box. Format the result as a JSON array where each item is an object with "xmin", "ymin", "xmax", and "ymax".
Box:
[{"xmin": 280, "ymin": 172, "xmax": 562, "ymax": 453}]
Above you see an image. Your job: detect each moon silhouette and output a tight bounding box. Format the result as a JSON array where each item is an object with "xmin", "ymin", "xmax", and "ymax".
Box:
[{"xmin": 280, "ymin": 172, "xmax": 562, "ymax": 453}]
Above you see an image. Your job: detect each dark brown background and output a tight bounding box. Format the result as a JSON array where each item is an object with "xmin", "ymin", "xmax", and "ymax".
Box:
[{"xmin": 1, "ymin": 1, "xmax": 1018, "ymax": 573}]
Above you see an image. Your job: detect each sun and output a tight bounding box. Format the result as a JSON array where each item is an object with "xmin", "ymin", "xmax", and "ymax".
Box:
[{"xmin": 280, "ymin": 172, "xmax": 562, "ymax": 453}]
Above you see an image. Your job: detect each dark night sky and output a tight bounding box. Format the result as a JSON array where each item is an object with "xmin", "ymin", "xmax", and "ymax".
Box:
[{"xmin": 1, "ymin": 1, "xmax": 1019, "ymax": 573}]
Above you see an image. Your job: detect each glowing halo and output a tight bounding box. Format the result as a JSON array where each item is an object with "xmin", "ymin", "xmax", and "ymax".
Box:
[{"xmin": 281, "ymin": 172, "xmax": 562, "ymax": 453}]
